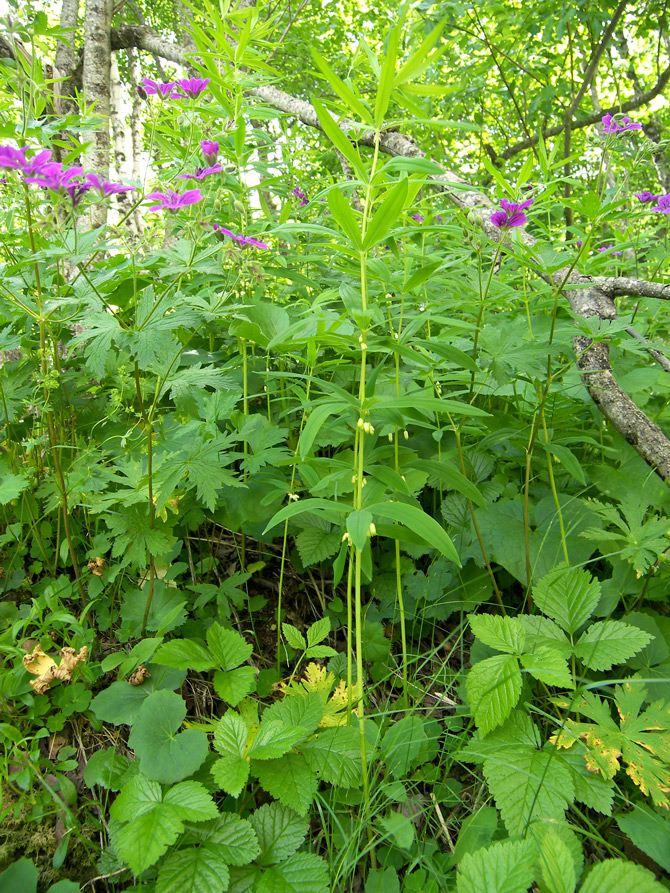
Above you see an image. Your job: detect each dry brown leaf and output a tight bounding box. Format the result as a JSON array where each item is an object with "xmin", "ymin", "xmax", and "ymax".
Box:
[
  {"xmin": 128, "ymin": 664, "xmax": 151, "ymax": 685},
  {"xmin": 23, "ymin": 644, "xmax": 88, "ymax": 694},
  {"xmin": 87, "ymin": 557, "xmax": 105, "ymax": 576}
]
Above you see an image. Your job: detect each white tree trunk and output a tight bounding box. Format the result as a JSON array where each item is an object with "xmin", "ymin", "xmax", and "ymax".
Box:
[{"xmin": 83, "ymin": 0, "xmax": 112, "ymax": 226}]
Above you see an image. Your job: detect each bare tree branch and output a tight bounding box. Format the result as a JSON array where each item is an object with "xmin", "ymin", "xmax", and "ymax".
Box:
[{"xmin": 589, "ymin": 277, "xmax": 670, "ymax": 300}]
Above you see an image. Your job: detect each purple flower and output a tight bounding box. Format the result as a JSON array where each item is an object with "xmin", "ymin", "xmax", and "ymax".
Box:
[
  {"xmin": 140, "ymin": 78, "xmax": 178, "ymax": 99},
  {"xmin": 213, "ymin": 223, "xmax": 269, "ymax": 249},
  {"xmin": 597, "ymin": 244, "xmax": 623, "ymax": 256},
  {"xmin": 26, "ymin": 163, "xmax": 90, "ymax": 206},
  {"xmin": 0, "ymin": 146, "xmax": 53, "ymax": 176},
  {"xmin": 650, "ymin": 194, "xmax": 670, "ymax": 214},
  {"xmin": 490, "ymin": 197, "xmax": 533, "ymax": 229},
  {"xmin": 411, "ymin": 213, "xmax": 424, "ymax": 223},
  {"xmin": 85, "ymin": 172, "xmax": 136, "ymax": 195},
  {"xmin": 634, "ymin": 191, "xmax": 659, "ymax": 203},
  {"xmin": 292, "ymin": 186, "xmax": 309, "ymax": 206},
  {"xmin": 201, "ymin": 140, "xmax": 219, "ymax": 163},
  {"xmin": 178, "ymin": 164, "xmax": 223, "ymax": 181},
  {"xmin": 436, "ymin": 215, "xmax": 444, "ymax": 223},
  {"xmin": 145, "ymin": 189, "xmax": 203, "ymax": 211},
  {"xmin": 602, "ymin": 113, "xmax": 642, "ymax": 134},
  {"xmin": 171, "ymin": 78, "xmax": 210, "ymax": 100},
  {"xmin": 575, "ymin": 240, "xmax": 583, "ymax": 247},
  {"xmin": 26, "ymin": 163, "xmax": 83, "ymax": 189}
]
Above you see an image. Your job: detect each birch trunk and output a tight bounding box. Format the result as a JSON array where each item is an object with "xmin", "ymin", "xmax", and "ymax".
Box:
[
  {"xmin": 54, "ymin": 0, "xmax": 79, "ymax": 118},
  {"xmin": 83, "ymin": 0, "xmax": 112, "ymax": 226}
]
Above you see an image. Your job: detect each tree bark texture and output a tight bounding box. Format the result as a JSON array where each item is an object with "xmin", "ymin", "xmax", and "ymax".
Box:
[
  {"xmin": 83, "ymin": 0, "xmax": 112, "ymax": 225},
  {"xmin": 54, "ymin": 0, "xmax": 79, "ymax": 117}
]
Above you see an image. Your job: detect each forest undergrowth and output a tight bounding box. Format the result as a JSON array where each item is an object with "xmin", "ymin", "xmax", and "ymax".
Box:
[{"xmin": 1, "ymin": 3, "xmax": 670, "ymax": 891}]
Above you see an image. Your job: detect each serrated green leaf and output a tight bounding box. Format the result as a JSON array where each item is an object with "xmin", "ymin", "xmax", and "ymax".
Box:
[
  {"xmin": 156, "ymin": 845, "xmax": 230, "ymax": 893},
  {"xmin": 152, "ymin": 639, "xmax": 214, "ymax": 672},
  {"xmin": 579, "ymin": 859, "xmax": 665, "ymax": 893},
  {"xmin": 254, "ymin": 752, "xmax": 318, "ymax": 816},
  {"xmin": 262, "ymin": 690, "xmax": 324, "ymax": 735},
  {"xmin": 214, "ymin": 710, "xmax": 248, "ymax": 757},
  {"xmin": 483, "ymin": 746, "xmax": 574, "ymax": 835},
  {"xmin": 250, "ymin": 802, "xmax": 309, "ymax": 866},
  {"xmin": 574, "ymin": 621, "xmax": 652, "ymax": 670},
  {"xmin": 0, "ymin": 472, "xmax": 29, "ymax": 505},
  {"xmin": 211, "ymin": 754, "xmax": 250, "ymax": 797},
  {"xmin": 163, "ymin": 781, "xmax": 219, "ymax": 822},
  {"xmin": 466, "ymin": 654, "xmax": 522, "ymax": 735},
  {"xmin": 248, "ymin": 720, "xmax": 308, "ymax": 760},
  {"xmin": 195, "ymin": 814, "xmax": 260, "ymax": 866},
  {"xmin": 302, "ymin": 726, "xmax": 363, "ymax": 787},
  {"xmin": 469, "ymin": 614, "xmax": 525, "ymax": 654},
  {"xmin": 110, "ymin": 773, "xmax": 162, "ymax": 822},
  {"xmin": 115, "ymin": 805, "xmax": 184, "ymax": 875},
  {"xmin": 295, "ymin": 528, "xmax": 341, "ymax": 566},
  {"xmin": 457, "ymin": 838, "xmax": 535, "ymax": 893},
  {"xmin": 214, "ymin": 666, "xmax": 257, "ymax": 706},
  {"xmin": 534, "ymin": 827, "xmax": 576, "ymax": 893},
  {"xmin": 128, "ymin": 690, "xmax": 209, "ymax": 784},
  {"xmin": 519, "ymin": 616, "xmax": 572, "ymax": 659},
  {"xmin": 255, "ymin": 852, "xmax": 329, "ymax": 893},
  {"xmin": 521, "ymin": 646, "xmax": 573, "ymax": 688},
  {"xmin": 616, "ymin": 803, "xmax": 670, "ymax": 873},
  {"xmin": 533, "ymin": 565, "xmax": 601, "ymax": 634},
  {"xmin": 282, "ymin": 623, "xmax": 306, "ymax": 651},
  {"xmin": 558, "ymin": 749, "xmax": 614, "ymax": 815},
  {"xmin": 305, "ymin": 645, "xmax": 338, "ymax": 658},
  {"xmin": 207, "ymin": 624, "xmax": 253, "ymax": 671}
]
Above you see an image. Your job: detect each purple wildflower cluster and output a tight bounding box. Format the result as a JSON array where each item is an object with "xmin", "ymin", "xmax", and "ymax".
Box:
[
  {"xmin": 597, "ymin": 244, "xmax": 623, "ymax": 256},
  {"xmin": 602, "ymin": 113, "xmax": 642, "ymax": 135},
  {"xmin": 490, "ymin": 197, "xmax": 533, "ymax": 229},
  {"xmin": 649, "ymin": 194, "xmax": 670, "ymax": 213},
  {"xmin": 213, "ymin": 223, "xmax": 268, "ymax": 249},
  {"xmin": 293, "ymin": 186, "xmax": 309, "ymax": 207},
  {"xmin": 140, "ymin": 77, "xmax": 210, "ymax": 100},
  {"xmin": 411, "ymin": 213, "xmax": 424, "ymax": 223},
  {"xmin": 0, "ymin": 145, "xmax": 135, "ymax": 207},
  {"xmin": 633, "ymin": 191, "xmax": 670, "ymax": 212}
]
